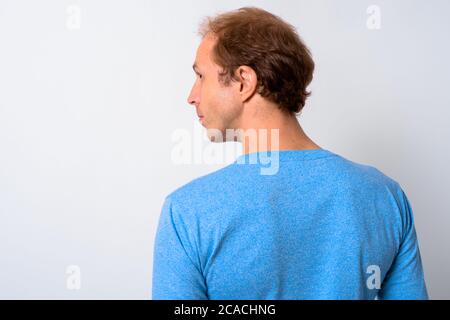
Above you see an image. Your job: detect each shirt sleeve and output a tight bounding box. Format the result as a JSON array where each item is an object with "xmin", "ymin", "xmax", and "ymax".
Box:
[
  {"xmin": 151, "ymin": 196, "xmax": 208, "ymax": 300},
  {"xmin": 378, "ymin": 188, "xmax": 429, "ymax": 300}
]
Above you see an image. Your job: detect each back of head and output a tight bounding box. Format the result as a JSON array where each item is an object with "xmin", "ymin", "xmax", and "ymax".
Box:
[{"xmin": 198, "ymin": 7, "xmax": 315, "ymax": 115}]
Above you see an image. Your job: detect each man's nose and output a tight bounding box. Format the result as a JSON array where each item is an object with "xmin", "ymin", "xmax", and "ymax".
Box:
[{"xmin": 187, "ymin": 86, "xmax": 199, "ymax": 107}]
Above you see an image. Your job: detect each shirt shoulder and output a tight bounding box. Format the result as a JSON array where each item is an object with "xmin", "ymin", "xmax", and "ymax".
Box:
[
  {"xmin": 163, "ymin": 162, "xmax": 237, "ymax": 213},
  {"xmin": 331, "ymin": 153, "xmax": 403, "ymax": 193},
  {"xmin": 332, "ymin": 153, "xmax": 411, "ymax": 226}
]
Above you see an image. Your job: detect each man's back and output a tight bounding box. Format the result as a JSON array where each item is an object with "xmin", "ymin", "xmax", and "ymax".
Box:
[{"xmin": 152, "ymin": 149, "xmax": 428, "ymax": 299}]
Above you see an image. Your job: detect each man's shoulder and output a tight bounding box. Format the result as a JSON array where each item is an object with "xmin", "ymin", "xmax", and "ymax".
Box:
[
  {"xmin": 331, "ymin": 153, "xmax": 402, "ymax": 192},
  {"xmin": 163, "ymin": 151, "xmax": 406, "ymax": 210},
  {"xmin": 165, "ymin": 161, "xmax": 237, "ymax": 205}
]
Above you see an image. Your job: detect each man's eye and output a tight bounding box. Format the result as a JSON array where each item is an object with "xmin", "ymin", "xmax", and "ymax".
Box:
[{"xmin": 196, "ymin": 73, "xmax": 203, "ymax": 79}]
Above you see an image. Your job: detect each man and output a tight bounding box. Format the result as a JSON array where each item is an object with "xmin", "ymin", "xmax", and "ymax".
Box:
[{"xmin": 152, "ymin": 7, "xmax": 428, "ymax": 299}]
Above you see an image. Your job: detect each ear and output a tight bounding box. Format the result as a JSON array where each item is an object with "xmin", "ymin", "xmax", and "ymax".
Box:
[{"xmin": 234, "ymin": 66, "xmax": 258, "ymax": 103}]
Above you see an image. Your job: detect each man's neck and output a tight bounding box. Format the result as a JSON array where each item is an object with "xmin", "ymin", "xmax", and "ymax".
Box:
[{"xmin": 238, "ymin": 113, "xmax": 321, "ymax": 155}]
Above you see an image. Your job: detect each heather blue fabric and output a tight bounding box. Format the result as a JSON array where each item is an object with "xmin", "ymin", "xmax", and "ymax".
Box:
[{"xmin": 152, "ymin": 149, "xmax": 428, "ymax": 299}]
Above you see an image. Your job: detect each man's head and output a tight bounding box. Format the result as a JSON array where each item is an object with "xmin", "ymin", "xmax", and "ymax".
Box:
[{"xmin": 187, "ymin": 7, "xmax": 315, "ymax": 141}]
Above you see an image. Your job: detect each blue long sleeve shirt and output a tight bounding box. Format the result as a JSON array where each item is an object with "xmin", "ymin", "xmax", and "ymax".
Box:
[{"xmin": 151, "ymin": 149, "xmax": 428, "ymax": 299}]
